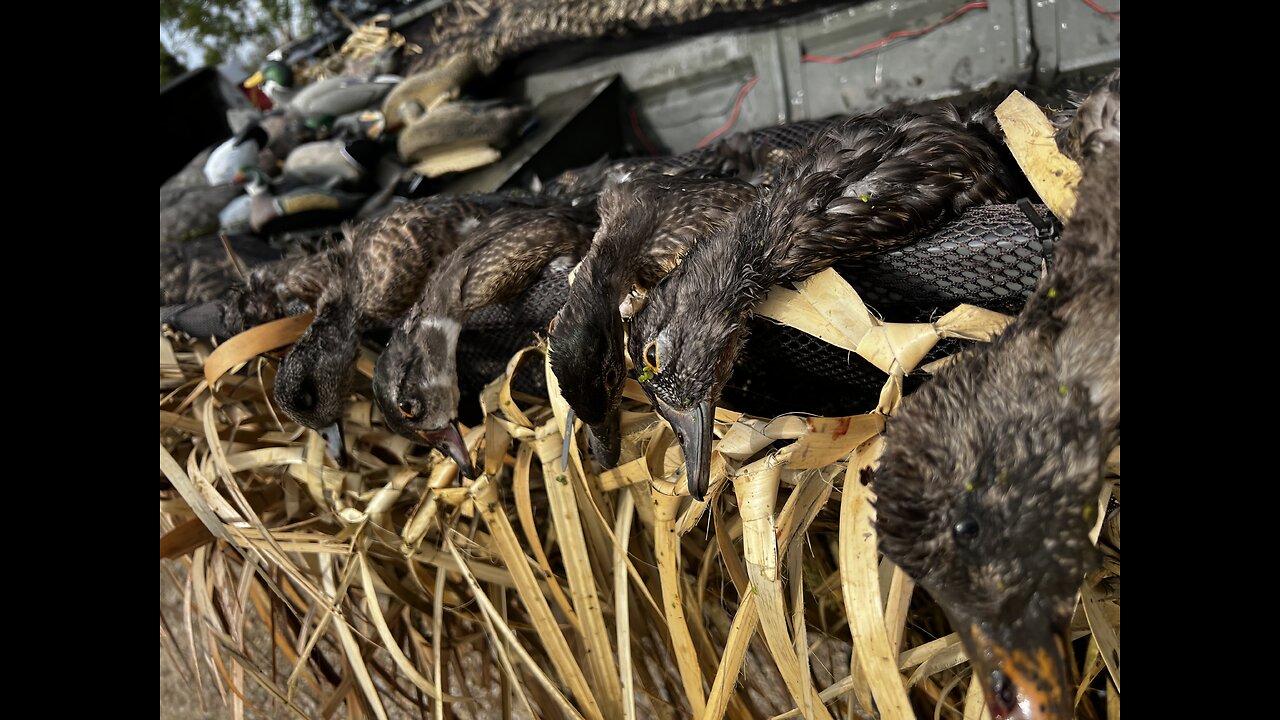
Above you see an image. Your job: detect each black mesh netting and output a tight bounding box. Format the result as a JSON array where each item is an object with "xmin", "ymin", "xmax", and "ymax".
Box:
[
  {"xmin": 163, "ymin": 202, "xmax": 1056, "ymax": 425},
  {"xmin": 717, "ymin": 201, "xmax": 1057, "ymax": 418}
]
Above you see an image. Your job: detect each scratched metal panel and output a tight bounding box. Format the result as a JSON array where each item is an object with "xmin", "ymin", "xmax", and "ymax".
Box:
[
  {"xmin": 1029, "ymin": 0, "xmax": 1121, "ymax": 79},
  {"xmin": 513, "ymin": 28, "xmax": 791, "ymax": 154},
  {"xmin": 510, "ymin": 0, "xmax": 1043, "ymax": 155},
  {"xmin": 786, "ymin": 0, "xmax": 1033, "ymax": 118}
]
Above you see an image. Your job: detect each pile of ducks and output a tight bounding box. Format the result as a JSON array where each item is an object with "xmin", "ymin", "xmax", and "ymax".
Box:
[
  {"xmin": 186, "ymin": 70, "xmax": 1119, "ymax": 720},
  {"xmin": 222, "ymin": 97, "xmax": 1031, "ymax": 487}
]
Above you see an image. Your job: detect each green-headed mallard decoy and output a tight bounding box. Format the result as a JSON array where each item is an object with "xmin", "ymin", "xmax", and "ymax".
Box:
[
  {"xmin": 244, "ymin": 59, "xmax": 397, "ymax": 146},
  {"xmin": 244, "ymin": 60, "xmax": 296, "ymax": 108},
  {"xmin": 873, "ymin": 70, "xmax": 1119, "ymax": 720},
  {"xmin": 221, "ymin": 168, "xmax": 369, "ymax": 236},
  {"xmin": 373, "ymin": 204, "xmax": 597, "ymax": 476},
  {"xmin": 548, "ymin": 169, "xmax": 756, "ymax": 468},
  {"xmin": 627, "ymin": 104, "xmax": 1022, "ymax": 500},
  {"xmin": 246, "ymin": 58, "xmax": 398, "ymax": 117}
]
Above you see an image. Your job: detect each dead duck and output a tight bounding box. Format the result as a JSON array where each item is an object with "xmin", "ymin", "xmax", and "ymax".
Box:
[
  {"xmin": 222, "ymin": 248, "xmax": 345, "ymax": 334},
  {"xmin": 373, "ymin": 205, "xmax": 597, "ymax": 477},
  {"xmin": 627, "ymin": 104, "xmax": 1021, "ymax": 500},
  {"xmin": 272, "ymin": 194, "xmax": 523, "ymax": 435},
  {"xmin": 549, "ymin": 170, "xmax": 756, "ymax": 468},
  {"xmin": 399, "ymin": 0, "xmax": 814, "ymax": 104},
  {"xmin": 872, "ymin": 71, "xmax": 1119, "ymax": 720},
  {"xmin": 245, "ymin": 59, "xmax": 399, "ymax": 121},
  {"xmin": 160, "ymin": 235, "xmax": 284, "ymax": 307}
]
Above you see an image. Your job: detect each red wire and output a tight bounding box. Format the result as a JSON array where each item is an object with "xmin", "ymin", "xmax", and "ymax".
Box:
[
  {"xmin": 802, "ymin": 1, "xmax": 989, "ymax": 64},
  {"xmin": 629, "ymin": 108, "xmax": 661, "ymax": 155},
  {"xmin": 1079, "ymin": 0, "xmax": 1119, "ymax": 19},
  {"xmin": 694, "ymin": 75, "xmax": 760, "ymax": 149}
]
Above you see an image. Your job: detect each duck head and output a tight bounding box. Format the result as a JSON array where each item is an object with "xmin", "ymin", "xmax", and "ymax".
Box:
[
  {"xmin": 273, "ymin": 295, "xmax": 361, "ymax": 433},
  {"xmin": 548, "ymin": 286, "xmax": 627, "ymax": 468},
  {"xmin": 372, "ymin": 315, "xmax": 477, "ymax": 479},
  {"xmin": 223, "ymin": 268, "xmax": 286, "ymax": 335},
  {"xmin": 244, "ymin": 60, "xmax": 295, "ymax": 103},
  {"xmin": 873, "ymin": 347, "xmax": 1108, "ymax": 720},
  {"xmin": 626, "ymin": 205, "xmax": 767, "ymax": 500}
]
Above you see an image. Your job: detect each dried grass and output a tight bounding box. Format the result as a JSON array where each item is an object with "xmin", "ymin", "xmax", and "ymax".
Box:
[{"xmin": 160, "ymin": 265, "xmax": 1119, "ymax": 719}]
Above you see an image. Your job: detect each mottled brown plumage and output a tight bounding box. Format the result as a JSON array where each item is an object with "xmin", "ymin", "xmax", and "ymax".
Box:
[
  {"xmin": 408, "ymin": 0, "xmax": 815, "ymax": 76},
  {"xmin": 222, "ymin": 248, "xmax": 343, "ymax": 334},
  {"xmin": 629, "ymin": 104, "xmax": 1021, "ymax": 499},
  {"xmin": 873, "ymin": 70, "xmax": 1119, "ymax": 720},
  {"xmin": 374, "ymin": 204, "xmax": 597, "ymax": 476},
  {"xmin": 549, "ymin": 169, "xmax": 757, "ymax": 467},
  {"xmin": 273, "ymin": 194, "xmax": 534, "ymax": 431},
  {"xmin": 160, "ymin": 235, "xmax": 284, "ymax": 307}
]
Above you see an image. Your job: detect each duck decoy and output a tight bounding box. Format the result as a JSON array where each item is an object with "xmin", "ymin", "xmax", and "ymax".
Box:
[
  {"xmin": 243, "ymin": 60, "xmax": 296, "ymax": 109},
  {"xmin": 374, "ymin": 205, "xmax": 596, "ymax": 477},
  {"xmin": 244, "ymin": 58, "xmax": 401, "ymax": 118},
  {"xmin": 232, "ymin": 168, "xmax": 368, "ymax": 235},
  {"xmin": 872, "ymin": 70, "xmax": 1119, "ymax": 720},
  {"xmin": 203, "ymin": 123, "xmax": 271, "ymax": 185},
  {"xmin": 162, "ymin": 146, "xmax": 248, "ymax": 244},
  {"xmin": 396, "ymin": 100, "xmax": 532, "ymax": 178},
  {"xmin": 281, "ymin": 138, "xmax": 388, "ymax": 190},
  {"xmin": 272, "ymin": 194, "xmax": 538, "ymax": 433},
  {"xmin": 289, "ymin": 74, "xmax": 401, "ymax": 121},
  {"xmin": 548, "ymin": 169, "xmax": 756, "ymax": 468},
  {"xmin": 627, "ymin": 104, "xmax": 1022, "ymax": 500}
]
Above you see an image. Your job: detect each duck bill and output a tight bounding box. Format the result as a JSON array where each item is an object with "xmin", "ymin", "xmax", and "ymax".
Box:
[
  {"xmin": 654, "ymin": 398, "xmax": 713, "ymax": 501},
  {"xmin": 317, "ymin": 420, "xmax": 347, "ymax": 466},
  {"xmin": 587, "ymin": 406, "xmax": 622, "ymax": 469},
  {"xmin": 419, "ymin": 421, "xmax": 477, "ymax": 479},
  {"xmin": 244, "ymin": 70, "xmax": 266, "ymax": 89},
  {"xmin": 956, "ymin": 617, "xmax": 1073, "ymax": 720}
]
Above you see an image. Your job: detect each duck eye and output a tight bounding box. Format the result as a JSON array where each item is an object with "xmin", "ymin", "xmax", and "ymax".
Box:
[
  {"xmin": 953, "ymin": 518, "xmax": 979, "ymax": 545},
  {"xmin": 643, "ymin": 340, "xmax": 660, "ymax": 373},
  {"xmin": 398, "ymin": 400, "xmax": 416, "ymax": 419}
]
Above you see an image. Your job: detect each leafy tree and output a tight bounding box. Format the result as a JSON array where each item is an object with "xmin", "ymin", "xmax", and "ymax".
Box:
[
  {"xmin": 160, "ymin": 40, "xmax": 189, "ymax": 86},
  {"xmin": 159, "ymin": 0, "xmax": 322, "ymax": 72}
]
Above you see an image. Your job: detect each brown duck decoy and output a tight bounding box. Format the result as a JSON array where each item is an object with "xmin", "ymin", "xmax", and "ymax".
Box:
[
  {"xmin": 271, "ymin": 194, "xmax": 527, "ymax": 435},
  {"xmin": 548, "ymin": 169, "xmax": 756, "ymax": 467},
  {"xmin": 627, "ymin": 104, "xmax": 1021, "ymax": 500},
  {"xmin": 872, "ymin": 70, "xmax": 1119, "ymax": 720},
  {"xmin": 373, "ymin": 205, "xmax": 597, "ymax": 477}
]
